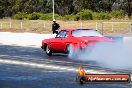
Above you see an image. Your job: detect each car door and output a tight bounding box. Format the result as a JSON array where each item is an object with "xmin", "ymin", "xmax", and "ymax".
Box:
[{"xmin": 50, "ymin": 30, "xmax": 68, "ymax": 52}]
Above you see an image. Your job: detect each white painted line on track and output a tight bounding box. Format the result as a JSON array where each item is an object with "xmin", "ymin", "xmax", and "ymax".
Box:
[
  {"xmin": 0, "ymin": 58, "xmax": 130, "ymax": 72},
  {"xmin": 0, "ymin": 55, "xmax": 73, "ymax": 64},
  {"xmin": 0, "ymin": 58, "xmax": 132, "ymax": 80},
  {"xmin": 0, "ymin": 55, "xmax": 132, "ymax": 75},
  {"xmin": 0, "ymin": 59, "xmax": 77, "ymax": 72}
]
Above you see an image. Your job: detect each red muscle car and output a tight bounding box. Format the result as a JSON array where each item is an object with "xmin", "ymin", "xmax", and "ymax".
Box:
[{"xmin": 41, "ymin": 28, "xmax": 112, "ymax": 56}]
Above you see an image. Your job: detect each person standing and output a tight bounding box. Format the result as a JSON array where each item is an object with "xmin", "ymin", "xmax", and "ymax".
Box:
[{"xmin": 52, "ymin": 19, "xmax": 60, "ymax": 34}]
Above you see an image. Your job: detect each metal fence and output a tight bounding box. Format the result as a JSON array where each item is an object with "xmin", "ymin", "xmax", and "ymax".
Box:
[
  {"xmin": 0, "ymin": 20, "xmax": 132, "ymax": 34},
  {"xmin": 97, "ymin": 22, "xmax": 132, "ymax": 35},
  {"xmin": 0, "ymin": 21, "xmax": 96, "ymax": 29}
]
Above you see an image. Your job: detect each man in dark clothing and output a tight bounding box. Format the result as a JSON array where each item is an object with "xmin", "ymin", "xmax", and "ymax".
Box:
[{"xmin": 52, "ymin": 19, "xmax": 60, "ymax": 34}]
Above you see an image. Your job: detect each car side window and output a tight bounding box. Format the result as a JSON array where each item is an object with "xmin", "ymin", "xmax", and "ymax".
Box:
[{"xmin": 56, "ymin": 30, "xmax": 68, "ymax": 38}]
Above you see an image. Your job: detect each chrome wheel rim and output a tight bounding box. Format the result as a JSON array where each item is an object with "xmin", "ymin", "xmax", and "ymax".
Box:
[{"xmin": 46, "ymin": 46, "xmax": 50, "ymax": 54}]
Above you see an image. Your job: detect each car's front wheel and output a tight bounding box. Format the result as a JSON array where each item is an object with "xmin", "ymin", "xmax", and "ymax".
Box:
[{"xmin": 46, "ymin": 45, "xmax": 52, "ymax": 56}]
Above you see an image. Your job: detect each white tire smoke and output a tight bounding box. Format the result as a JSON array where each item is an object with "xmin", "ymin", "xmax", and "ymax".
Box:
[{"xmin": 69, "ymin": 38, "xmax": 132, "ymax": 70}]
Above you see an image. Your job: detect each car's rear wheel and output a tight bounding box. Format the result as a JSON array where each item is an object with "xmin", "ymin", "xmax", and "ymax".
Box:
[
  {"xmin": 66, "ymin": 44, "xmax": 79, "ymax": 58},
  {"xmin": 46, "ymin": 45, "xmax": 52, "ymax": 56},
  {"xmin": 66, "ymin": 45, "xmax": 72, "ymax": 54},
  {"xmin": 66, "ymin": 44, "xmax": 75, "ymax": 57}
]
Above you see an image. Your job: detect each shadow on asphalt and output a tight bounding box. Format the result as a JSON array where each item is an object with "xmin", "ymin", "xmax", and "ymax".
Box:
[
  {"xmin": 0, "ymin": 44, "xmax": 97, "ymax": 65},
  {"xmin": 0, "ymin": 44, "xmax": 45, "ymax": 59},
  {"xmin": 0, "ymin": 44, "xmax": 69, "ymax": 61}
]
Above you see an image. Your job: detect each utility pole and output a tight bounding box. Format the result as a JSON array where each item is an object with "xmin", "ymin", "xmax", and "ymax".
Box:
[{"xmin": 52, "ymin": 0, "xmax": 55, "ymax": 20}]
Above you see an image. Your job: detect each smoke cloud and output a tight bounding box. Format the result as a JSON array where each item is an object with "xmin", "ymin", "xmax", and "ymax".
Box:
[{"xmin": 69, "ymin": 37, "xmax": 132, "ymax": 70}]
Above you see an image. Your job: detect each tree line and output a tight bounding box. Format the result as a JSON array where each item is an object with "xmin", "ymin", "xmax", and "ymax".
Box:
[{"xmin": 0, "ymin": 0, "xmax": 132, "ymax": 19}]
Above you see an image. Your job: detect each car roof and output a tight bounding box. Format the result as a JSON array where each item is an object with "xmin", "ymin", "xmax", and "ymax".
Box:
[{"xmin": 63, "ymin": 28, "xmax": 95, "ymax": 31}]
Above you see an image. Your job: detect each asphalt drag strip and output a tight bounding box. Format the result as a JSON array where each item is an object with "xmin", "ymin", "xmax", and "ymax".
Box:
[
  {"xmin": 0, "ymin": 44, "xmax": 132, "ymax": 88},
  {"xmin": 0, "ymin": 58, "xmax": 132, "ymax": 78},
  {"xmin": 0, "ymin": 60, "xmax": 132, "ymax": 88}
]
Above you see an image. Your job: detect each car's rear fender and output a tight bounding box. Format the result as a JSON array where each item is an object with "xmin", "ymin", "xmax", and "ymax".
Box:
[{"xmin": 66, "ymin": 43, "xmax": 80, "ymax": 51}]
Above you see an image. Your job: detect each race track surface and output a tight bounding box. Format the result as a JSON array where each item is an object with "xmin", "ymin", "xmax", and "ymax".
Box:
[{"xmin": 0, "ymin": 44, "xmax": 132, "ymax": 88}]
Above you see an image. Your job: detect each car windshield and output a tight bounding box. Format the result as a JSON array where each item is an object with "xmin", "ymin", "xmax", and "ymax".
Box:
[
  {"xmin": 56, "ymin": 30, "xmax": 68, "ymax": 38},
  {"xmin": 72, "ymin": 29, "xmax": 103, "ymax": 37}
]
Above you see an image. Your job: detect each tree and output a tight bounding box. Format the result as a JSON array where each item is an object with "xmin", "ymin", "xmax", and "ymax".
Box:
[
  {"xmin": 121, "ymin": 0, "xmax": 132, "ymax": 19},
  {"xmin": 0, "ymin": 0, "xmax": 131, "ymax": 18},
  {"xmin": 0, "ymin": 0, "xmax": 16, "ymax": 18},
  {"xmin": 112, "ymin": 0, "xmax": 132, "ymax": 19}
]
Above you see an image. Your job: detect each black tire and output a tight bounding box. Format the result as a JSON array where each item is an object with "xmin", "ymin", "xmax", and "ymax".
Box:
[
  {"xmin": 46, "ymin": 45, "xmax": 52, "ymax": 56},
  {"xmin": 66, "ymin": 45, "xmax": 70, "ymax": 54},
  {"xmin": 66, "ymin": 44, "xmax": 73, "ymax": 54},
  {"xmin": 66, "ymin": 44, "xmax": 77, "ymax": 58}
]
